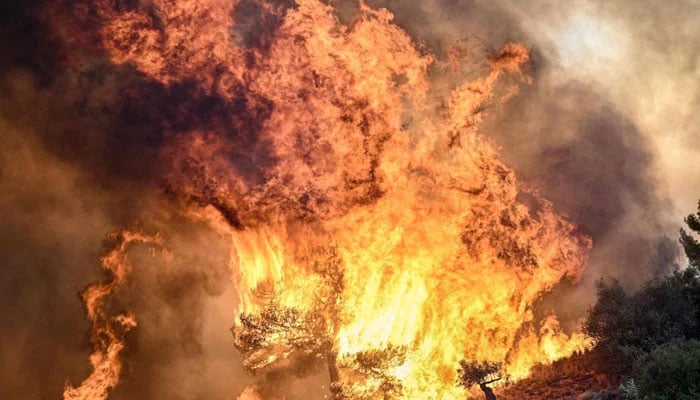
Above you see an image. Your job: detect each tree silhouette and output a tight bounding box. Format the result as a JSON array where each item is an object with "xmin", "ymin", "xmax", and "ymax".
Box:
[
  {"xmin": 331, "ymin": 345, "xmax": 407, "ymax": 400},
  {"xmin": 457, "ymin": 360, "xmax": 502, "ymax": 400},
  {"xmin": 681, "ymin": 200, "xmax": 700, "ymax": 267},
  {"xmin": 232, "ymin": 247, "xmax": 409, "ymax": 399},
  {"xmin": 232, "ymin": 247, "xmax": 343, "ymax": 388}
]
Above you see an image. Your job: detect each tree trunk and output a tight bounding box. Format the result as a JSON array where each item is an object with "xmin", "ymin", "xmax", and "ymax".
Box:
[
  {"xmin": 326, "ymin": 351, "xmax": 339, "ymax": 383},
  {"xmin": 326, "ymin": 350, "xmax": 343, "ymax": 400},
  {"xmin": 478, "ymin": 383, "xmax": 497, "ymax": 400}
]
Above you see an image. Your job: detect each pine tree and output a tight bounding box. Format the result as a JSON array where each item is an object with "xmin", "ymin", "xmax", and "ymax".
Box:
[{"xmin": 680, "ymin": 200, "xmax": 700, "ymax": 267}]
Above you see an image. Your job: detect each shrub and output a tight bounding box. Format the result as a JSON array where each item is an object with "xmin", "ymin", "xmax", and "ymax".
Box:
[{"xmin": 631, "ymin": 339, "xmax": 700, "ymax": 400}]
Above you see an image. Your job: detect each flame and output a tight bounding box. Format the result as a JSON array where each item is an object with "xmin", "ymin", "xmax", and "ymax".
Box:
[
  {"xmin": 63, "ymin": 231, "xmax": 163, "ymax": 400},
  {"xmin": 235, "ymin": 385, "xmax": 262, "ymax": 400},
  {"xmin": 54, "ymin": 0, "xmax": 593, "ymax": 398}
]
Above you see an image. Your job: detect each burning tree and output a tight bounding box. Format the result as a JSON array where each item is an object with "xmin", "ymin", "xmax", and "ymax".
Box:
[
  {"xmin": 232, "ymin": 246, "xmax": 409, "ymax": 399},
  {"xmin": 457, "ymin": 360, "xmax": 503, "ymax": 400},
  {"xmin": 59, "ymin": 0, "xmax": 595, "ymax": 398},
  {"xmin": 234, "ymin": 303, "xmax": 332, "ymax": 373},
  {"xmin": 232, "ymin": 246, "xmax": 343, "ymax": 385},
  {"xmin": 332, "ymin": 345, "xmax": 407, "ymax": 400}
]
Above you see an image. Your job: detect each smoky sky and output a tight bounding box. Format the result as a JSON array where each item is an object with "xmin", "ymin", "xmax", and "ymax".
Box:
[{"xmin": 1, "ymin": 0, "xmax": 699, "ymax": 399}]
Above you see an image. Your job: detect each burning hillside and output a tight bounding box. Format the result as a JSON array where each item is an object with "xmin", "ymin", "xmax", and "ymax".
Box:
[{"xmin": 47, "ymin": 1, "xmax": 594, "ymax": 399}]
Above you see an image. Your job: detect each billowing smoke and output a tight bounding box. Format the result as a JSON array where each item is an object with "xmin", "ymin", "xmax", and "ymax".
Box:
[
  {"xmin": 1, "ymin": 1, "xmax": 698, "ymax": 399},
  {"xmin": 364, "ymin": 0, "xmax": 698, "ymax": 318},
  {"xmin": 0, "ymin": 12, "xmax": 252, "ymax": 399},
  {"xmin": 384, "ymin": 0, "xmax": 696, "ymax": 253}
]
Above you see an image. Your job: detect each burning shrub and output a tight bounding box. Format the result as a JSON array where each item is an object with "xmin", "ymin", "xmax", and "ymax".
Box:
[{"xmin": 457, "ymin": 360, "xmax": 502, "ymax": 400}]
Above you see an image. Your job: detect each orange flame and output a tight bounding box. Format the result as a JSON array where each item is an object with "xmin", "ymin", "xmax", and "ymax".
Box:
[
  {"xmin": 56, "ymin": 1, "xmax": 593, "ymax": 398},
  {"xmin": 63, "ymin": 231, "xmax": 162, "ymax": 400}
]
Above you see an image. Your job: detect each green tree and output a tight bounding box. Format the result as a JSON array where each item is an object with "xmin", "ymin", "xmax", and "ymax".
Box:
[
  {"xmin": 584, "ymin": 197, "xmax": 700, "ymax": 396},
  {"xmin": 632, "ymin": 339, "xmax": 700, "ymax": 400},
  {"xmin": 584, "ymin": 267, "xmax": 700, "ymax": 372},
  {"xmin": 680, "ymin": 200, "xmax": 700, "ymax": 267}
]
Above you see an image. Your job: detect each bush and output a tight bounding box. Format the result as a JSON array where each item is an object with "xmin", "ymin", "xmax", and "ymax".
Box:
[
  {"xmin": 584, "ymin": 267, "xmax": 700, "ymax": 372},
  {"xmin": 632, "ymin": 339, "xmax": 700, "ymax": 400}
]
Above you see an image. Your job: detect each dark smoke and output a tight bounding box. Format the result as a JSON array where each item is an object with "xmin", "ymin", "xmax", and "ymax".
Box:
[{"xmin": 0, "ymin": 2, "xmax": 252, "ymax": 399}]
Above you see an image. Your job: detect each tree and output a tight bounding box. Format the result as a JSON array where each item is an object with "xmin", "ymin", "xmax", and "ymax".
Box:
[
  {"xmin": 332, "ymin": 345, "xmax": 407, "ymax": 400},
  {"xmin": 233, "ymin": 303, "xmax": 332, "ymax": 374},
  {"xmin": 631, "ymin": 339, "xmax": 700, "ymax": 400},
  {"xmin": 232, "ymin": 247, "xmax": 344, "ymax": 393},
  {"xmin": 584, "ymin": 267, "xmax": 700, "ymax": 372},
  {"xmin": 457, "ymin": 360, "xmax": 502, "ymax": 400},
  {"xmin": 232, "ymin": 247, "xmax": 409, "ymax": 400},
  {"xmin": 584, "ymin": 197, "xmax": 700, "ymax": 370},
  {"xmin": 680, "ymin": 200, "xmax": 700, "ymax": 267}
]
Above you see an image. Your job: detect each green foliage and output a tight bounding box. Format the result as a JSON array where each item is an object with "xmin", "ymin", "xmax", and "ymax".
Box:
[
  {"xmin": 584, "ymin": 267, "xmax": 700, "ymax": 371},
  {"xmin": 680, "ymin": 200, "xmax": 700, "ymax": 267},
  {"xmin": 583, "ymin": 198, "xmax": 700, "ymax": 399},
  {"xmin": 632, "ymin": 339, "xmax": 700, "ymax": 400}
]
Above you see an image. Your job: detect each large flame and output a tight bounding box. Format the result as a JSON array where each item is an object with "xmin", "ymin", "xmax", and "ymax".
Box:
[
  {"xmin": 56, "ymin": 1, "xmax": 592, "ymax": 398},
  {"xmin": 63, "ymin": 231, "xmax": 163, "ymax": 400}
]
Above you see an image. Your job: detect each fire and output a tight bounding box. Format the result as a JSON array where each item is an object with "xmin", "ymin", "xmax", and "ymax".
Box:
[
  {"xmin": 63, "ymin": 231, "xmax": 163, "ymax": 400},
  {"xmin": 55, "ymin": 0, "xmax": 592, "ymax": 398}
]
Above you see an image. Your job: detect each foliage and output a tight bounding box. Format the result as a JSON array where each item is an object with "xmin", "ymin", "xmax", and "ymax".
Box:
[
  {"xmin": 618, "ymin": 379, "xmax": 639, "ymax": 400},
  {"xmin": 233, "ymin": 303, "xmax": 331, "ymax": 372},
  {"xmin": 680, "ymin": 200, "xmax": 700, "ymax": 267},
  {"xmin": 232, "ymin": 246, "xmax": 344, "ymax": 375},
  {"xmin": 632, "ymin": 339, "xmax": 700, "ymax": 400},
  {"xmin": 583, "ymin": 198, "xmax": 700, "ymax": 400},
  {"xmin": 332, "ymin": 345, "xmax": 407, "ymax": 400},
  {"xmin": 456, "ymin": 359, "xmax": 502, "ymax": 388},
  {"xmin": 584, "ymin": 267, "xmax": 700, "ymax": 371}
]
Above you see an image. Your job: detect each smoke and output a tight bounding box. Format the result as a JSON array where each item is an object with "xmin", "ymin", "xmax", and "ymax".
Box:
[
  {"xmin": 497, "ymin": 0, "xmax": 700, "ymax": 274},
  {"xmin": 0, "ymin": 27, "xmax": 251, "ymax": 400},
  {"xmin": 0, "ymin": 75, "xmax": 254, "ymax": 399},
  {"xmin": 1, "ymin": 0, "xmax": 698, "ymax": 399},
  {"xmin": 366, "ymin": 0, "xmax": 698, "ymax": 283}
]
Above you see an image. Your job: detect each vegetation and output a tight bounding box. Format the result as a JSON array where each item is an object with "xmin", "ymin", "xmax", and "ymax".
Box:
[
  {"xmin": 498, "ymin": 351, "xmax": 616, "ymax": 399},
  {"xmin": 631, "ymin": 339, "xmax": 700, "ymax": 400},
  {"xmin": 680, "ymin": 200, "xmax": 700, "ymax": 267},
  {"xmin": 332, "ymin": 345, "xmax": 407, "ymax": 400},
  {"xmin": 457, "ymin": 360, "xmax": 502, "ymax": 400},
  {"xmin": 584, "ymin": 267, "xmax": 700, "ymax": 371},
  {"xmin": 582, "ymin": 199, "xmax": 700, "ymax": 400}
]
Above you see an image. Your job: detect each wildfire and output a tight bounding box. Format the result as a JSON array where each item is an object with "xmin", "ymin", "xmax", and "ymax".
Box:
[
  {"xmin": 63, "ymin": 231, "xmax": 163, "ymax": 400},
  {"xmin": 55, "ymin": 0, "xmax": 592, "ymax": 398}
]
